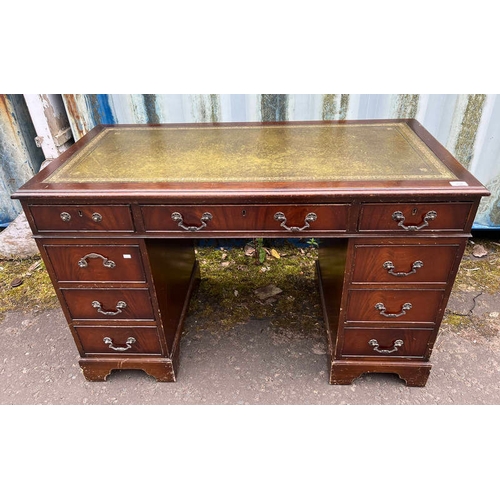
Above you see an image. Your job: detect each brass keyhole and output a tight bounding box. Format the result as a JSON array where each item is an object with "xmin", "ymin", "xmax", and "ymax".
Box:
[
  {"xmin": 412, "ymin": 207, "xmax": 418, "ymax": 216},
  {"xmin": 242, "ymin": 210, "xmax": 247, "ymax": 217}
]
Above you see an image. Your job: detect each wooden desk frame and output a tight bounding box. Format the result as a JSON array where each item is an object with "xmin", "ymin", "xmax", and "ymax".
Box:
[{"xmin": 13, "ymin": 119, "xmax": 490, "ymax": 386}]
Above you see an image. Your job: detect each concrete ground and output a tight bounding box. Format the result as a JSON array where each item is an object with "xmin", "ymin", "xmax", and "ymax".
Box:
[{"xmin": 1, "ymin": 294, "xmax": 499, "ymax": 405}]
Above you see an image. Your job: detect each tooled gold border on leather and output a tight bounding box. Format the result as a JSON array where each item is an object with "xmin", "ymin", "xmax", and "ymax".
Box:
[{"xmin": 46, "ymin": 123, "xmax": 456, "ymax": 184}]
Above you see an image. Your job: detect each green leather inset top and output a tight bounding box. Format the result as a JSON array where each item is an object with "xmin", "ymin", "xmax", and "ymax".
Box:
[{"xmin": 46, "ymin": 122, "xmax": 456, "ymax": 183}]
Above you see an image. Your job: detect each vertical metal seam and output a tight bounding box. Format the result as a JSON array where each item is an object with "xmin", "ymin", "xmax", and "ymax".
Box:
[
  {"xmin": 260, "ymin": 94, "xmax": 288, "ymax": 122},
  {"xmin": 142, "ymin": 94, "xmax": 160, "ymax": 124},
  {"xmin": 395, "ymin": 94, "xmax": 420, "ymax": 119},
  {"xmin": 209, "ymin": 94, "xmax": 220, "ymax": 122},
  {"xmin": 339, "ymin": 94, "xmax": 350, "ymax": 120},
  {"xmin": 322, "ymin": 94, "xmax": 337, "ymax": 120},
  {"xmin": 454, "ymin": 94, "xmax": 487, "ymax": 169}
]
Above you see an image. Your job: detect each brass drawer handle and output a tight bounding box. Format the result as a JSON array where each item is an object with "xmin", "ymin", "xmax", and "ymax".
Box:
[
  {"xmin": 375, "ymin": 302, "xmax": 412, "ymax": 318},
  {"xmin": 392, "ymin": 210, "xmax": 437, "ymax": 231},
  {"xmin": 60, "ymin": 212, "xmax": 71, "ymax": 222},
  {"xmin": 78, "ymin": 253, "xmax": 116, "ymax": 269},
  {"xmin": 92, "ymin": 300, "xmax": 127, "ymax": 316},
  {"xmin": 368, "ymin": 338, "xmax": 404, "ymax": 354},
  {"xmin": 383, "ymin": 260, "xmax": 423, "ymax": 277},
  {"xmin": 92, "ymin": 212, "xmax": 102, "ymax": 222},
  {"xmin": 274, "ymin": 212, "xmax": 317, "ymax": 232},
  {"xmin": 171, "ymin": 212, "xmax": 213, "ymax": 231},
  {"xmin": 103, "ymin": 336, "xmax": 136, "ymax": 351}
]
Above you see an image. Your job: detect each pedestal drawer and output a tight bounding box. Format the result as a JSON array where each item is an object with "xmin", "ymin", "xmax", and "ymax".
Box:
[
  {"xmin": 341, "ymin": 327, "xmax": 433, "ymax": 358},
  {"xmin": 351, "ymin": 244, "xmax": 460, "ymax": 284},
  {"xmin": 358, "ymin": 202, "xmax": 473, "ymax": 232},
  {"xmin": 44, "ymin": 244, "xmax": 146, "ymax": 283},
  {"xmin": 61, "ymin": 288, "xmax": 155, "ymax": 320},
  {"xmin": 345, "ymin": 289, "xmax": 445, "ymax": 324},
  {"xmin": 74, "ymin": 326, "xmax": 162, "ymax": 355},
  {"xmin": 29, "ymin": 204, "xmax": 134, "ymax": 232}
]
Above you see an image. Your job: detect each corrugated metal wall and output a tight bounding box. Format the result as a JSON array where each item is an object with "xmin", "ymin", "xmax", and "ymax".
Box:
[
  {"xmin": 0, "ymin": 95, "xmax": 44, "ymax": 226},
  {"xmin": 61, "ymin": 94, "xmax": 500, "ymax": 229},
  {"xmin": 1, "ymin": 94, "xmax": 498, "ymax": 228}
]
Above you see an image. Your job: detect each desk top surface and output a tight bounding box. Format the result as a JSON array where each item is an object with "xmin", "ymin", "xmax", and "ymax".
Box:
[
  {"xmin": 47, "ymin": 121, "xmax": 454, "ymax": 183},
  {"xmin": 15, "ymin": 120, "xmax": 489, "ymax": 200}
]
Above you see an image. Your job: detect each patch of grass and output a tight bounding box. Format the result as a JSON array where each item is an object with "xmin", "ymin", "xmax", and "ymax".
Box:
[{"xmin": 0, "ymin": 257, "xmax": 58, "ymax": 320}]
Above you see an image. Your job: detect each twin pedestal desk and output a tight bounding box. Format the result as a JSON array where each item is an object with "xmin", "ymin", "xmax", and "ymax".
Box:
[{"xmin": 13, "ymin": 120, "xmax": 489, "ymax": 387}]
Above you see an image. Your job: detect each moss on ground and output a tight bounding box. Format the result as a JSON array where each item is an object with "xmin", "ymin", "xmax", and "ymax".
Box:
[
  {"xmin": 190, "ymin": 241, "xmax": 322, "ymax": 332},
  {"xmin": 442, "ymin": 238, "xmax": 500, "ymax": 327},
  {"xmin": 0, "ymin": 257, "xmax": 58, "ymax": 320},
  {"xmin": 452, "ymin": 239, "xmax": 500, "ymax": 294}
]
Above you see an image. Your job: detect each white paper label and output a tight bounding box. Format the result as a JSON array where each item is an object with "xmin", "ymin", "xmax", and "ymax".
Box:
[
  {"xmin": 123, "ymin": 254, "xmax": 132, "ymax": 259},
  {"xmin": 449, "ymin": 181, "xmax": 469, "ymax": 186}
]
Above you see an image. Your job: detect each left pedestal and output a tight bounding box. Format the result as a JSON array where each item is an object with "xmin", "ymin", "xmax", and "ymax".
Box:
[{"xmin": 37, "ymin": 237, "xmax": 199, "ymax": 382}]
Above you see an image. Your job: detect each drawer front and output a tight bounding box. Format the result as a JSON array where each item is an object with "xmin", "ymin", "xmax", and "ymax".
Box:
[
  {"xmin": 29, "ymin": 205, "xmax": 134, "ymax": 232},
  {"xmin": 44, "ymin": 244, "xmax": 146, "ymax": 283},
  {"xmin": 141, "ymin": 204, "xmax": 348, "ymax": 233},
  {"xmin": 351, "ymin": 244, "xmax": 459, "ymax": 284},
  {"xmin": 62, "ymin": 288, "xmax": 154, "ymax": 320},
  {"xmin": 74, "ymin": 326, "xmax": 162, "ymax": 355},
  {"xmin": 345, "ymin": 289, "xmax": 445, "ymax": 324},
  {"xmin": 358, "ymin": 202, "xmax": 473, "ymax": 232},
  {"xmin": 341, "ymin": 328, "xmax": 433, "ymax": 358}
]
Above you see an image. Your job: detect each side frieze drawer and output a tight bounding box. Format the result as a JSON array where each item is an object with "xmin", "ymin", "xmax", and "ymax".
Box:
[
  {"xmin": 358, "ymin": 202, "xmax": 473, "ymax": 232},
  {"xmin": 44, "ymin": 244, "xmax": 146, "ymax": 283},
  {"xmin": 29, "ymin": 205, "xmax": 135, "ymax": 232}
]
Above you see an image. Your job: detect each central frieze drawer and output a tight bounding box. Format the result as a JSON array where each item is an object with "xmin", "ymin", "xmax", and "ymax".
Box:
[
  {"xmin": 341, "ymin": 327, "xmax": 433, "ymax": 358},
  {"xmin": 141, "ymin": 205, "xmax": 348, "ymax": 232},
  {"xmin": 345, "ymin": 289, "xmax": 445, "ymax": 324},
  {"xmin": 351, "ymin": 244, "xmax": 460, "ymax": 284},
  {"xmin": 61, "ymin": 288, "xmax": 154, "ymax": 320},
  {"xmin": 358, "ymin": 202, "xmax": 473, "ymax": 232},
  {"xmin": 74, "ymin": 326, "xmax": 162, "ymax": 355},
  {"xmin": 44, "ymin": 244, "xmax": 146, "ymax": 283},
  {"xmin": 29, "ymin": 205, "xmax": 135, "ymax": 232}
]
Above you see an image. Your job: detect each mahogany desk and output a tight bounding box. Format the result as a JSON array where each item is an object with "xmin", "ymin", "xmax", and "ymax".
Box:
[{"xmin": 13, "ymin": 120, "xmax": 490, "ymax": 386}]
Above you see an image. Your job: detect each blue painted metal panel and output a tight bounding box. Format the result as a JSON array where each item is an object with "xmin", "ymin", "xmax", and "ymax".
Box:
[
  {"xmin": 94, "ymin": 94, "xmax": 116, "ymax": 124},
  {"xmin": 0, "ymin": 94, "xmax": 44, "ymax": 226}
]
